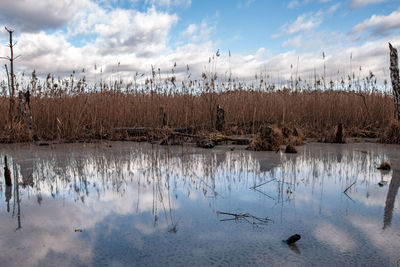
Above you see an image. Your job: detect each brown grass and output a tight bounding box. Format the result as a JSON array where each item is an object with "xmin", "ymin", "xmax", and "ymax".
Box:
[
  {"xmin": 0, "ymin": 77, "xmax": 395, "ymax": 143},
  {"xmin": 379, "ymin": 120, "xmax": 400, "ymax": 144},
  {"xmin": 247, "ymin": 125, "xmax": 283, "ymax": 151}
]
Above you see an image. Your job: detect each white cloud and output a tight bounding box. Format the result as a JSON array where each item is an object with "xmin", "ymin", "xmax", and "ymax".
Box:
[
  {"xmin": 145, "ymin": 0, "xmax": 191, "ymax": 8},
  {"xmin": 351, "ymin": 7, "xmax": 400, "ymax": 37},
  {"xmin": 288, "ymin": 0, "xmax": 331, "ymax": 9},
  {"xmin": 182, "ymin": 24, "xmax": 198, "ymax": 38},
  {"xmin": 237, "ymin": 0, "xmax": 255, "ymax": 8},
  {"xmin": 0, "ymin": 0, "xmax": 88, "ymax": 32},
  {"xmin": 273, "ymin": 4, "xmax": 339, "ymax": 38},
  {"xmin": 350, "ymin": 0, "xmax": 391, "ymax": 9},
  {"xmin": 286, "ymin": 14, "xmax": 323, "ymax": 35}
]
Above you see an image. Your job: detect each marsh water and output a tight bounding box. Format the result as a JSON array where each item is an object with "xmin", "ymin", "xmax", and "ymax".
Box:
[{"xmin": 0, "ymin": 142, "xmax": 399, "ymax": 267}]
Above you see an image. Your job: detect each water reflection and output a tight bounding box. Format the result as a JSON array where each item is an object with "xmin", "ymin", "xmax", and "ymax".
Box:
[
  {"xmin": 0, "ymin": 142, "xmax": 399, "ymax": 266},
  {"xmin": 384, "ymin": 170, "xmax": 400, "ymax": 229}
]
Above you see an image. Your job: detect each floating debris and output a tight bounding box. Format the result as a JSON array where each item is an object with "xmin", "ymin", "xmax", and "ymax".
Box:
[
  {"xmin": 378, "ymin": 181, "xmax": 388, "ymax": 187},
  {"xmin": 74, "ymin": 229, "xmax": 83, "ymax": 232},
  {"xmin": 285, "ymin": 234, "xmax": 301, "ymax": 245}
]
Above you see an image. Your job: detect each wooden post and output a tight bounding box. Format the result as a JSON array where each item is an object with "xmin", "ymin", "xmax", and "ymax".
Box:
[
  {"xmin": 389, "ymin": 43, "xmax": 400, "ymax": 120},
  {"xmin": 216, "ymin": 104, "xmax": 225, "ymax": 132},
  {"xmin": 159, "ymin": 107, "xmax": 167, "ymax": 127}
]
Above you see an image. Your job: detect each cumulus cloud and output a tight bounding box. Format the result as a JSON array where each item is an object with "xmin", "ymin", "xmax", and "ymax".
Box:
[
  {"xmin": 273, "ymin": 4, "xmax": 339, "ymax": 38},
  {"xmin": 0, "ymin": 0, "xmax": 87, "ymax": 32},
  {"xmin": 350, "ymin": 7, "xmax": 400, "ymax": 37},
  {"xmin": 271, "ymin": 13, "xmax": 323, "ymax": 38},
  {"xmin": 350, "ymin": 0, "xmax": 391, "ymax": 9},
  {"xmin": 0, "ymin": 0, "xmax": 396, "ymax": 87}
]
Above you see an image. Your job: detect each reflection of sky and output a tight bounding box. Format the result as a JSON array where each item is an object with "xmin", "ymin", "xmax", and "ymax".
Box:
[{"xmin": 0, "ymin": 142, "xmax": 399, "ymax": 266}]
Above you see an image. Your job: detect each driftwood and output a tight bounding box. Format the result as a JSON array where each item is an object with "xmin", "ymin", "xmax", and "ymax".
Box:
[
  {"xmin": 114, "ymin": 127, "xmax": 251, "ymax": 146},
  {"xmin": 114, "ymin": 127, "xmax": 198, "ymax": 136},
  {"xmin": 389, "ymin": 43, "xmax": 400, "ymax": 120}
]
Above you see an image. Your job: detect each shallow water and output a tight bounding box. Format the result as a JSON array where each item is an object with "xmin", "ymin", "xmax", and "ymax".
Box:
[{"xmin": 0, "ymin": 142, "xmax": 399, "ymax": 267}]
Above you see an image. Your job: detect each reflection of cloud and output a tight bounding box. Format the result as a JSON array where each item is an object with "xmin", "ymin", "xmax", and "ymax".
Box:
[
  {"xmin": 0, "ymin": 200, "xmax": 93, "ymax": 267},
  {"xmin": 348, "ymin": 215, "xmax": 400, "ymax": 259},
  {"xmin": 313, "ymin": 222, "xmax": 356, "ymax": 252},
  {"xmin": 1, "ymin": 142, "xmax": 399, "ymax": 265}
]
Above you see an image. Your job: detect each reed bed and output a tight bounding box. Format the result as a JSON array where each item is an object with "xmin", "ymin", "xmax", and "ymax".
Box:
[{"xmin": 0, "ymin": 71, "xmax": 395, "ymax": 143}]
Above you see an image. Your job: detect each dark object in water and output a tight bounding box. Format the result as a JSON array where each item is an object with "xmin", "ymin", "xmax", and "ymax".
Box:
[
  {"xmin": 285, "ymin": 144, "xmax": 297, "ymax": 153},
  {"xmin": 74, "ymin": 229, "xmax": 83, "ymax": 232},
  {"xmin": 4, "ymin": 156, "xmax": 12, "ymax": 186},
  {"xmin": 285, "ymin": 234, "xmax": 301, "ymax": 245},
  {"xmin": 378, "ymin": 181, "xmax": 388, "ymax": 187},
  {"xmin": 377, "ymin": 161, "xmax": 391, "ymax": 171},
  {"xmin": 38, "ymin": 142, "xmax": 50, "ymax": 146}
]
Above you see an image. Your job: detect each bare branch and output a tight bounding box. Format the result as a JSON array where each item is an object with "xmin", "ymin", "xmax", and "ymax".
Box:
[{"xmin": 5, "ymin": 26, "xmax": 14, "ymax": 33}]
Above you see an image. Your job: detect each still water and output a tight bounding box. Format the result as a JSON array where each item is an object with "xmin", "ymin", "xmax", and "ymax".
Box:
[{"xmin": 0, "ymin": 142, "xmax": 399, "ymax": 267}]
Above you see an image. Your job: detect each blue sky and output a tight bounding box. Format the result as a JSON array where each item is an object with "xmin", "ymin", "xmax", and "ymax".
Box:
[{"xmin": 0, "ymin": 0, "xmax": 400, "ymax": 83}]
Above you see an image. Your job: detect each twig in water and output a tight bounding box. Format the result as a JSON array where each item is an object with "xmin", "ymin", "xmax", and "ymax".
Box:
[
  {"xmin": 343, "ymin": 181, "xmax": 356, "ymax": 193},
  {"xmin": 217, "ymin": 211, "xmax": 273, "ymax": 226},
  {"xmin": 249, "ymin": 178, "xmax": 276, "ymax": 189}
]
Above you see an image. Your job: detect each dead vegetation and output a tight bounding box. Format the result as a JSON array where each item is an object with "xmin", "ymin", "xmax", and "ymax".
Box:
[
  {"xmin": 247, "ymin": 125, "xmax": 283, "ymax": 151},
  {"xmin": 378, "ymin": 161, "xmax": 391, "ymax": 171},
  {"xmin": 379, "ymin": 120, "xmax": 400, "ymax": 144},
  {"xmin": 0, "ymin": 88, "xmax": 395, "ymax": 144}
]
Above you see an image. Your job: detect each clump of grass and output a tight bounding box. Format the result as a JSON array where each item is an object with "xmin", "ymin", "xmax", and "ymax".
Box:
[
  {"xmin": 377, "ymin": 161, "xmax": 391, "ymax": 171},
  {"xmin": 320, "ymin": 123, "xmax": 346, "ymax": 143},
  {"xmin": 247, "ymin": 125, "xmax": 283, "ymax": 151},
  {"xmin": 282, "ymin": 126, "xmax": 305, "ymax": 146},
  {"xmin": 379, "ymin": 120, "xmax": 400, "ymax": 144}
]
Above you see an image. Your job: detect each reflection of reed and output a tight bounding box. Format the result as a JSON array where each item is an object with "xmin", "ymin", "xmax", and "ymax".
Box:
[{"xmin": 0, "ymin": 143, "xmax": 395, "ymax": 231}]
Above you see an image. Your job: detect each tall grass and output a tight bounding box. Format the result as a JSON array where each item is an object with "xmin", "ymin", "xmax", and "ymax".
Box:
[{"xmin": 0, "ymin": 68, "xmax": 395, "ymax": 142}]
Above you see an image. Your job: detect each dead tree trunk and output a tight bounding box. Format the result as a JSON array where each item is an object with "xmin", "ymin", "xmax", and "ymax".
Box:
[
  {"xmin": 389, "ymin": 43, "xmax": 400, "ymax": 120},
  {"xmin": 1, "ymin": 27, "xmax": 16, "ymax": 128}
]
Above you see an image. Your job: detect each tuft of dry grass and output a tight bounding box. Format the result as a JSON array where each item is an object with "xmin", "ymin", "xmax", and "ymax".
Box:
[
  {"xmin": 379, "ymin": 120, "xmax": 400, "ymax": 144},
  {"xmin": 377, "ymin": 161, "xmax": 391, "ymax": 171},
  {"xmin": 247, "ymin": 125, "xmax": 283, "ymax": 151}
]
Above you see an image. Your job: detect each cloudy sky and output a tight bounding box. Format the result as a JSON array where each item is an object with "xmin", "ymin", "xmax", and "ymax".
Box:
[{"xmin": 0, "ymin": 0, "xmax": 399, "ymax": 84}]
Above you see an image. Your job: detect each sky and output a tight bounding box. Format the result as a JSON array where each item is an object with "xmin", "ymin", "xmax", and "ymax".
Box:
[{"xmin": 0, "ymin": 0, "xmax": 399, "ymax": 85}]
